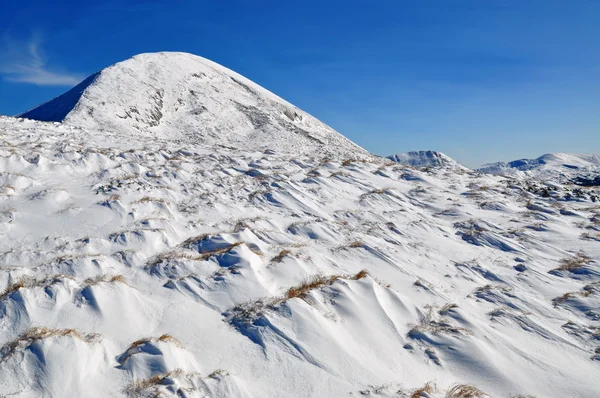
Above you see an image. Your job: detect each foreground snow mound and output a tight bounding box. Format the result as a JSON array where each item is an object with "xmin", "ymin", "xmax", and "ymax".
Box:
[
  {"xmin": 388, "ymin": 150, "xmax": 467, "ymax": 170},
  {"xmin": 0, "ymin": 116, "xmax": 599, "ymax": 397},
  {"xmin": 20, "ymin": 52, "xmax": 368, "ymax": 158}
]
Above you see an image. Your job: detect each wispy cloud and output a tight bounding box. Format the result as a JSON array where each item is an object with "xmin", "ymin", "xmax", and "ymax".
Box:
[{"xmin": 0, "ymin": 33, "xmax": 83, "ymax": 86}]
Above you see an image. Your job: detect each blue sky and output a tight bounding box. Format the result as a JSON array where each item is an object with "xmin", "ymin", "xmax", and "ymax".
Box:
[{"xmin": 1, "ymin": 0, "xmax": 598, "ymax": 167}]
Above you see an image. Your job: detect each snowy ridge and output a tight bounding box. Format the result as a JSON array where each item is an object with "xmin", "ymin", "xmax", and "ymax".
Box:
[
  {"xmin": 387, "ymin": 150, "xmax": 467, "ymax": 170},
  {"xmin": 478, "ymin": 153, "xmax": 600, "ymax": 183},
  {"xmin": 0, "ymin": 114, "xmax": 599, "ymax": 397},
  {"xmin": 20, "ymin": 52, "xmax": 369, "ymax": 159}
]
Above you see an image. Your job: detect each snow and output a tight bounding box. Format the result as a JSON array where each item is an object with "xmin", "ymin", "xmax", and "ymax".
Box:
[
  {"xmin": 388, "ymin": 150, "xmax": 468, "ymax": 170},
  {"xmin": 20, "ymin": 52, "xmax": 369, "ymax": 159},
  {"xmin": 1, "ymin": 52, "xmax": 599, "ymax": 397},
  {"xmin": 478, "ymin": 153, "xmax": 600, "ymax": 183}
]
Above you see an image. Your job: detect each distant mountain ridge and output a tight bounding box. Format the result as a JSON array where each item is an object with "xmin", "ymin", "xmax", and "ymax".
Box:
[
  {"xmin": 478, "ymin": 153, "xmax": 600, "ymax": 184},
  {"xmin": 387, "ymin": 150, "xmax": 467, "ymax": 169}
]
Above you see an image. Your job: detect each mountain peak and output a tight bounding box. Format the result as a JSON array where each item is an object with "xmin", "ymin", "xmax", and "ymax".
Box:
[
  {"xmin": 20, "ymin": 52, "xmax": 368, "ymax": 158},
  {"xmin": 387, "ymin": 150, "xmax": 466, "ymax": 169}
]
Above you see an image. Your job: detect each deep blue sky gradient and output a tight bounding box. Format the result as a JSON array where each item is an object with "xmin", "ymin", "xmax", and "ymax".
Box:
[{"xmin": 1, "ymin": 1, "xmax": 598, "ymax": 166}]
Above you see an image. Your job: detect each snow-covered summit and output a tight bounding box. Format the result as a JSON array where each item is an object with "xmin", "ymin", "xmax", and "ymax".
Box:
[
  {"xmin": 20, "ymin": 52, "xmax": 368, "ymax": 158},
  {"xmin": 387, "ymin": 150, "xmax": 466, "ymax": 169}
]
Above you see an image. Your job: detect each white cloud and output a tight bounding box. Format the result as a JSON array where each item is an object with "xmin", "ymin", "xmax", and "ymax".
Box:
[{"xmin": 0, "ymin": 33, "xmax": 83, "ymax": 86}]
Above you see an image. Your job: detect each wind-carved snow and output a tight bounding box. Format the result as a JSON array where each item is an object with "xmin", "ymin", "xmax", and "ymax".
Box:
[
  {"xmin": 1, "ymin": 52, "xmax": 599, "ymax": 397},
  {"xmin": 20, "ymin": 52, "xmax": 367, "ymax": 158}
]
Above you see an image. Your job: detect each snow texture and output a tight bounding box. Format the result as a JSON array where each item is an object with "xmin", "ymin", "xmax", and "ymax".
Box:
[{"xmin": 1, "ymin": 52, "xmax": 599, "ymax": 398}]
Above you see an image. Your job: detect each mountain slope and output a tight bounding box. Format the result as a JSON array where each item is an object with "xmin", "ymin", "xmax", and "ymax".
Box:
[
  {"xmin": 20, "ymin": 52, "xmax": 368, "ymax": 158},
  {"xmin": 0, "ymin": 115, "xmax": 599, "ymax": 397}
]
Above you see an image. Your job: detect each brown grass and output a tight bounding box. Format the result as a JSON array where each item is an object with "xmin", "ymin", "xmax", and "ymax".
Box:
[
  {"xmin": 552, "ymin": 292, "xmax": 573, "ymax": 305},
  {"xmin": 352, "ymin": 269, "xmax": 369, "ymax": 280},
  {"xmin": 123, "ymin": 369, "xmax": 186, "ymax": 396},
  {"xmin": 132, "ymin": 196, "xmax": 166, "ymax": 204},
  {"xmin": 145, "ymin": 250, "xmax": 204, "ymax": 269},
  {"xmin": 555, "ymin": 251, "xmax": 592, "ymax": 271},
  {"xmin": 554, "ymin": 282, "xmax": 599, "ymax": 305},
  {"xmin": 285, "ymin": 270, "xmax": 371, "ymax": 299},
  {"xmin": 286, "ymin": 274, "xmax": 342, "ymax": 299},
  {"xmin": 84, "ymin": 274, "xmax": 127, "ymax": 286},
  {"xmin": 347, "ymin": 240, "xmax": 365, "ymax": 248},
  {"xmin": 360, "ymin": 187, "xmax": 391, "ymax": 199},
  {"xmin": 439, "ymin": 303, "xmax": 459, "ymax": 315},
  {"xmin": 270, "ymin": 249, "xmax": 291, "ymax": 263},
  {"xmin": 207, "ymin": 368, "xmax": 229, "ymax": 379},
  {"xmin": 1, "ymin": 327, "xmax": 100, "ymax": 361},
  {"xmin": 233, "ymin": 217, "xmax": 263, "ymax": 232},
  {"xmin": 127, "ymin": 334, "xmax": 182, "ymax": 351},
  {"xmin": 120, "ymin": 334, "xmax": 183, "ymax": 365},
  {"xmin": 411, "ymin": 382, "xmax": 436, "ymax": 398},
  {"xmin": 0, "ymin": 274, "xmax": 72, "ymax": 301},
  {"xmin": 580, "ymin": 231, "xmax": 600, "ymax": 241},
  {"xmin": 228, "ymin": 270, "xmax": 375, "ymax": 327},
  {"xmin": 180, "ymin": 232, "xmax": 214, "ymax": 248},
  {"xmin": 445, "ymin": 384, "xmax": 487, "ymax": 398},
  {"xmin": 146, "ymin": 241, "xmax": 264, "ymax": 272},
  {"xmin": 329, "ymin": 171, "xmax": 349, "ymax": 178}
]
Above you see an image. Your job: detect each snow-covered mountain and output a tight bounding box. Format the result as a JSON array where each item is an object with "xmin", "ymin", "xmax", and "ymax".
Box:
[
  {"xmin": 478, "ymin": 153, "xmax": 600, "ymax": 184},
  {"xmin": 1, "ymin": 53, "xmax": 599, "ymax": 397},
  {"xmin": 387, "ymin": 150, "xmax": 467, "ymax": 169},
  {"xmin": 20, "ymin": 52, "xmax": 368, "ymax": 158}
]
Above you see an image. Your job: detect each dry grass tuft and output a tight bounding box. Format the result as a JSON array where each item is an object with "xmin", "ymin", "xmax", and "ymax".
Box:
[
  {"xmin": 439, "ymin": 303, "xmax": 458, "ymax": 315},
  {"xmin": 127, "ymin": 334, "xmax": 182, "ymax": 351},
  {"xmin": 207, "ymin": 368, "xmax": 229, "ymax": 379},
  {"xmin": 270, "ymin": 249, "xmax": 291, "ymax": 263},
  {"xmin": 411, "ymin": 382, "xmax": 436, "ymax": 398},
  {"xmin": 555, "ymin": 251, "xmax": 592, "ymax": 271},
  {"xmin": 553, "ymin": 282, "xmax": 599, "ymax": 305},
  {"xmin": 232, "ymin": 217, "xmax": 262, "ymax": 232},
  {"xmin": 123, "ymin": 369, "xmax": 186, "ymax": 396},
  {"xmin": 120, "ymin": 334, "xmax": 183, "ymax": 365},
  {"xmin": 180, "ymin": 232, "xmax": 215, "ymax": 248},
  {"xmin": 347, "ymin": 240, "xmax": 365, "ymax": 248},
  {"xmin": 145, "ymin": 250, "xmax": 205, "ymax": 269},
  {"xmin": 228, "ymin": 270, "xmax": 378, "ymax": 327},
  {"xmin": 285, "ymin": 270, "xmax": 373, "ymax": 299},
  {"xmin": 157, "ymin": 334, "xmax": 180, "ymax": 344},
  {"xmin": 329, "ymin": 171, "xmax": 349, "ymax": 178},
  {"xmin": 286, "ymin": 274, "xmax": 342, "ymax": 299},
  {"xmin": 445, "ymin": 384, "xmax": 487, "ymax": 398},
  {"xmin": 360, "ymin": 187, "xmax": 392, "ymax": 199},
  {"xmin": 84, "ymin": 274, "xmax": 127, "ymax": 286},
  {"xmin": 409, "ymin": 305, "xmax": 471, "ymax": 338},
  {"xmin": 132, "ymin": 196, "xmax": 166, "ymax": 204},
  {"xmin": 0, "ymin": 274, "xmax": 72, "ymax": 301},
  {"xmin": 1, "ymin": 327, "xmax": 100, "ymax": 361},
  {"xmin": 352, "ymin": 269, "xmax": 369, "ymax": 280}
]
